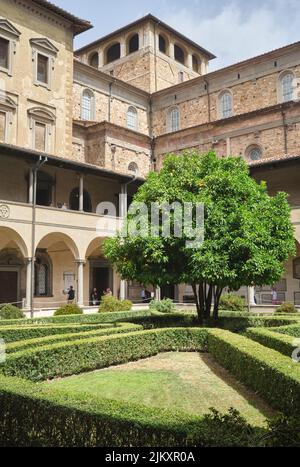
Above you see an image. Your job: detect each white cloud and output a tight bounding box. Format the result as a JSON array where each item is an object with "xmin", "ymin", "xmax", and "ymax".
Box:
[{"xmin": 163, "ymin": 1, "xmax": 300, "ymax": 70}]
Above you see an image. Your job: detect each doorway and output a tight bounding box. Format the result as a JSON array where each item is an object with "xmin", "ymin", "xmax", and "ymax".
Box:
[
  {"xmin": 92, "ymin": 267, "xmax": 110, "ymax": 298},
  {"xmin": 161, "ymin": 285, "xmax": 176, "ymax": 301},
  {"xmin": 0, "ymin": 271, "xmax": 18, "ymax": 305}
]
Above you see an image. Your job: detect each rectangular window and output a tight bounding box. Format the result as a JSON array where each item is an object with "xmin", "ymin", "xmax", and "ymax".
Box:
[
  {"xmin": 37, "ymin": 54, "xmax": 49, "ymax": 84},
  {"xmin": 0, "ymin": 112, "xmax": 6, "ymax": 142},
  {"xmin": 34, "ymin": 122, "xmax": 46, "ymax": 151},
  {"xmin": 0, "ymin": 37, "xmax": 9, "ymax": 70}
]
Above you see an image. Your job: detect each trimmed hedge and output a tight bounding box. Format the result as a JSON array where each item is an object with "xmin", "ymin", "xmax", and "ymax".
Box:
[
  {"xmin": 1, "ymin": 328, "xmax": 209, "ymax": 382},
  {"xmin": 121, "ymin": 312, "xmax": 300, "ymax": 333},
  {"xmin": 245, "ymin": 327, "xmax": 297, "ymax": 358},
  {"xmin": 0, "ymin": 309, "xmax": 150, "ymax": 327},
  {"xmin": 0, "ymin": 374, "xmax": 262, "ymax": 447},
  {"xmin": 5, "ymin": 323, "xmax": 142, "ymax": 354},
  {"xmin": 207, "ymin": 329, "xmax": 300, "ymax": 417},
  {"xmin": 274, "ymin": 324, "xmax": 300, "ymax": 338},
  {"xmin": 0, "ymin": 323, "xmax": 113, "ymax": 343}
]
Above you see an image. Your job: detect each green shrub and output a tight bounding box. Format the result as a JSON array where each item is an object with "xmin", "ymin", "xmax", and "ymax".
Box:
[
  {"xmin": 246, "ymin": 327, "xmax": 296, "ymax": 357},
  {"xmin": 54, "ymin": 304, "xmax": 83, "ymax": 316},
  {"xmin": 0, "ymin": 323, "xmax": 110, "ymax": 343},
  {"xmin": 275, "ymin": 324, "xmax": 300, "ymax": 338},
  {"xmin": 0, "ymin": 310, "xmax": 150, "ymax": 327},
  {"xmin": 150, "ymin": 299, "xmax": 176, "ymax": 314},
  {"xmin": 266, "ymin": 415, "xmax": 300, "ymax": 447},
  {"xmin": 98, "ymin": 296, "xmax": 133, "ymax": 313},
  {"xmin": 275, "ymin": 302, "xmax": 298, "ymax": 314},
  {"xmin": 0, "ymin": 305, "xmax": 24, "ymax": 320},
  {"xmin": 207, "ymin": 329, "xmax": 300, "ymax": 417},
  {"xmin": 0, "ymin": 374, "xmax": 263, "ymax": 447},
  {"xmin": 1, "ymin": 328, "xmax": 209, "ymax": 381},
  {"xmin": 6, "ymin": 323, "xmax": 142, "ymax": 354},
  {"xmin": 219, "ymin": 294, "xmax": 246, "ymax": 312}
]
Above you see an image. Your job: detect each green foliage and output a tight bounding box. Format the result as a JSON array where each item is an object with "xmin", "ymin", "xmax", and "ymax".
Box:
[
  {"xmin": 265, "ymin": 415, "xmax": 300, "ymax": 447},
  {"xmin": 5, "ymin": 323, "xmax": 142, "ymax": 354},
  {"xmin": 275, "ymin": 324, "xmax": 300, "ymax": 338},
  {"xmin": 219, "ymin": 294, "xmax": 246, "ymax": 312},
  {"xmin": 0, "ymin": 323, "xmax": 110, "ymax": 343},
  {"xmin": 98, "ymin": 295, "xmax": 133, "ymax": 313},
  {"xmin": 0, "ymin": 310, "xmax": 150, "ymax": 327},
  {"xmin": 54, "ymin": 304, "xmax": 83, "ymax": 316},
  {"xmin": 246, "ymin": 327, "xmax": 297, "ymax": 357},
  {"xmin": 207, "ymin": 329, "xmax": 300, "ymax": 416},
  {"xmin": 0, "ymin": 305, "xmax": 24, "ymax": 320},
  {"xmin": 149, "ymin": 299, "xmax": 176, "ymax": 314},
  {"xmin": 0, "ymin": 328, "xmax": 209, "ymax": 382},
  {"xmin": 104, "ymin": 151, "xmax": 295, "ymax": 321},
  {"xmin": 275, "ymin": 302, "xmax": 298, "ymax": 314}
]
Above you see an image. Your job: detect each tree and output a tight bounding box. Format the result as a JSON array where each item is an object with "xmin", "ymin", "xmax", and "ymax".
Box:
[{"xmin": 104, "ymin": 151, "xmax": 295, "ymax": 323}]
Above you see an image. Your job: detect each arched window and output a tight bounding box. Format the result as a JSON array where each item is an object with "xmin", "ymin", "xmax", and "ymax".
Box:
[
  {"xmin": 81, "ymin": 89, "xmax": 94, "ymax": 120},
  {"xmin": 219, "ymin": 91, "xmax": 233, "ymax": 119},
  {"xmin": 34, "ymin": 250, "xmax": 52, "ymax": 297},
  {"xmin": 159, "ymin": 35, "xmax": 167, "ymax": 54},
  {"xmin": 128, "ymin": 34, "xmax": 139, "ymax": 54},
  {"xmin": 168, "ymin": 107, "xmax": 180, "ymax": 132},
  {"xmin": 127, "ymin": 106, "xmax": 138, "ymax": 130},
  {"xmin": 174, "ymin": 44, "xmax": 185, "ymax": 65},
  {"xmin": 192, "ymin": 55, "xmax": 200, "ymax": 73},
  {"xmin": 246, "ymin": 145, "xmax": 263, "ymax": 161},
  {"xmin": 69, "ymin": 188, "xmax": 92, "ymax": 213},
  {"xmin": 280, "ymin": 72, "xmax": 294, "ymax": 103},
  {"xmin": 128, "ymin": 162, "xmax": 139, "ymax": 175},
  {"xmin": 106, "ymin": 43, "xmax": 121, "ymax": 64},
  {"xmin": 89, "ymin": 52, "xmax": 99, "ymax": 69}
]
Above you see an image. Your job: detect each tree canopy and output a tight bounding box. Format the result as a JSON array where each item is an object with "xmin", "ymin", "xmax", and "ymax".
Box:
[{"xmin": 104, "ymin": 151, "xmax": 295, "ymax": 322}]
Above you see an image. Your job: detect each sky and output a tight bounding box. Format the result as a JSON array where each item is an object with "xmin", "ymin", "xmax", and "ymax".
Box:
[{"xmin": 54, "ymin": 0, "xmax": 300, "ymax": 70}]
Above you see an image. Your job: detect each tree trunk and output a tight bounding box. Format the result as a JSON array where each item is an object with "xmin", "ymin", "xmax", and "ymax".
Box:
[
  {"xmin": 213, "ymin": 287, "xmax": 223, "ymax": 320},
  {"xmin": 204, "ymin": 284, "xmax": 213, "ymax": 320},
  {"xmin": 192, "ymin": 284, "xmax": 203, "ymax": 324}
]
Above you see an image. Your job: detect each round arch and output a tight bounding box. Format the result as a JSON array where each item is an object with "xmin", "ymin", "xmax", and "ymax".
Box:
[
  {"xmin": 35, "ymin": 232, "xmax": 80, "ymax": 260},
  {"xmin": 0, "ymin": 226, "xmax": 29, "ymax": 258},
  {"xmin": 85, "ymin": 237, "xmax": 107, "ymax": 260}
]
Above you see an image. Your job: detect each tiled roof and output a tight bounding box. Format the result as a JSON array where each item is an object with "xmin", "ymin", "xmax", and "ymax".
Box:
[{"xmin": 249, "ymin": 154, "xmax": 300, "ymax": 168}]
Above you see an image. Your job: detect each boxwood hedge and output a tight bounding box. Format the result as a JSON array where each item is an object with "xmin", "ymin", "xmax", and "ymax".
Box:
[
  {"xmin": 245, "ymin": 327, "xmax": 297, "ymax": 358},
  {"xmin": 0, "ymin": 309, "xmax": 150, "ymax": 327},
  {"xmin": 207, "ymin": 329, "xmax": 300, "ymax": 416},
  {"xmin": 5, "ymin": 323, "xmax": 142, "ymax": 354},
  {"xmin": 0, "ymin": 323, "xmax": 115, "ymax": 343}
]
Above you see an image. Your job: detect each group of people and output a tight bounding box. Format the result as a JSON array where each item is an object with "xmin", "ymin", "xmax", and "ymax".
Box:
[{"xmin": 91, "ymin": 287, "xmax": 112, "ymax": 306}]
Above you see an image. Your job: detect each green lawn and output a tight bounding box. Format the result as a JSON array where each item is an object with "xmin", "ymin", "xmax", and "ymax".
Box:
[{"xmin": 46, "ymin": 352, "xmax": 276, "ymax": 426}]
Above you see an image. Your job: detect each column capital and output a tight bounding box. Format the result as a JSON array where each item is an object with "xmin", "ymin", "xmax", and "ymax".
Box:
[{"xmin": 75, "ymin": 259, "xmax": 86, "ymax": 266}]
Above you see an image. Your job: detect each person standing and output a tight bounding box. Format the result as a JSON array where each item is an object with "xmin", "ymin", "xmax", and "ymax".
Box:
[
  {"xmin": 91, "ymin": 288, "xmax": 99, "ymax": 306},
  {"xmin": 272, "ymin": 288, "xmax": 278, "ymax": 305},
  {"xmin": 67, "ymin": 286, "xmax": 75, "ymax": 304}
]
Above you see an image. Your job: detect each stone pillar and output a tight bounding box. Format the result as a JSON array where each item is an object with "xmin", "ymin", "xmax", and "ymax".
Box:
[
  {"xmin": 29, "ymin": 168, "xmax": 34, "ymax": 204},
  {"xmin": 120, "ymin": 280, "xmax": 127, "ymax": 301},
  {"xmin": 169, "ymin": 42, "xmax": 175, "ymax": 59},
  {"xmin": 79, "ymin": 173, "xmax": 84, "ymax": 212},
  {"xmin": 77, "ymin": 260, "xmax": 85, "ymax": 307},
  {"xmin": 120, "ymin": 39, "xmax": 126, "ymax": 58},
  {"xmin": 155, "ymin": 287, "xmax": 161, "ymax": 301},
  {"xmin": 187, "ymin": 54, "xmax": 193, "ymax": 70},
  {"xmin": 98, "ymin": 50, "xmax": 104, "ymax": 68},
  {"xmin": 25, "ymin": 258, "xmax": 32, "ymax": 310},
  {"xmin": 248, "ymin": 286, "xmax": 256, "ymax": 311},
  {"xmin": 120, "ymin": 183, "xmax": 128, "ymax": 218}
]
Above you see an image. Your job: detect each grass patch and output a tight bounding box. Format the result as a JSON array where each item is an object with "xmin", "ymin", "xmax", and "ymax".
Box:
[{"xmin": 46, "ymin": 352, "xmax": 275, "ymax": 427}]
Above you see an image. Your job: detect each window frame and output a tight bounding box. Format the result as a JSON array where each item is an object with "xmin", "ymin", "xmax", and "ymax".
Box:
[
  {"xmin": 81, "ymin": 89, "xmax": 95, "ymax": 121},
  {"xmin": 279, "ymin": 71, "xmax": 295, "ymax": 103},
  {"xmin": 246, "ymin": 144, "xmax": 263, "ymax": 162},
  {"xmin": 34, "ymin": 250, "xmax": 53, "ymax": 298},
  {"xmin": 168, "ymin": 106, "xmax": 180, "ymax": 133},
  {"xmin": 30, "ymin": 38, "xmax": 58, "ymax": 91},
  {"xmin": 28, "ymin": 107, "xmax": 56, "ymax": 153},
  {"xmin": 218, "ymin": 90, "xmax": 233, "ymax": 119},
  {"xmin": 0, "ymin": 94, "xmax": 17, "ymax": 144},
  {"xmin": 0, "ymin": 19, "xmax": 21, "ymax": 77},
  {"xmin": 127, "ymin": 106, "xmax": 138, "ymax": 130}
]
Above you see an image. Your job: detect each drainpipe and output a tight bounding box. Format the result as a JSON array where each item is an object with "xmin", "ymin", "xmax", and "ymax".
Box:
[
  {"xmin": 204, "ymin": 79, "xmax": 211, "ymax": 123},
  {"xmin": 30, "ymin": 155, "xmax": 48, "ymax": 318},
  {"xmin": 149, "ymin": 96, "xmax": 156, "ymax": 171},
  {"xmin": 108, "ymin": 79, "xmax": 116, "ymax": 123},
  {"xmin": 282, "ymin": 111, "xmax": 288, "ymax": 154}
]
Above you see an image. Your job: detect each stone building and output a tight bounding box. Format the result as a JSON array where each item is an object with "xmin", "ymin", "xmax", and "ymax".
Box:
[{"xmin": 0, "ymin": 0, "xmax": 299, "ymax": 311}]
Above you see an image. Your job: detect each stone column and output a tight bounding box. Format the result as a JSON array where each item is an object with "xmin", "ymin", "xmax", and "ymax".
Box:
[
  {"xmin": 187, "ymin": 54, "xmax": 193, "ymax": 70},
  {"xmin": 155, "ymin": 287, "xmax": 161, "ymax": 301},
  {"xmin": 119, "ymin": 183, "xmax": 128, "ymax": 219},
  {"xmin": 77, "ymin": 260, "xmax": 85, "ymax": 307},
  {"xmin": 29, "ymin": 168, "xmax": 34, "ymax": 204},
  {"xmin": 120, "ymin": 280, "xmax": 127, "ymax": 301},
  {"xmin": 79, "ymin": 173, "xmax": 84, "ymax": 212},
  {"xmin": 169, "ymin": 42, "xmax": 175, "ymax": 59},
  {"xmin": 248, "ymin": 286, "xmax": 256, "ymax": 311},
  {"xmin": 25, "ymin": 258, "xmax": 32, "ymax": 310}
]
